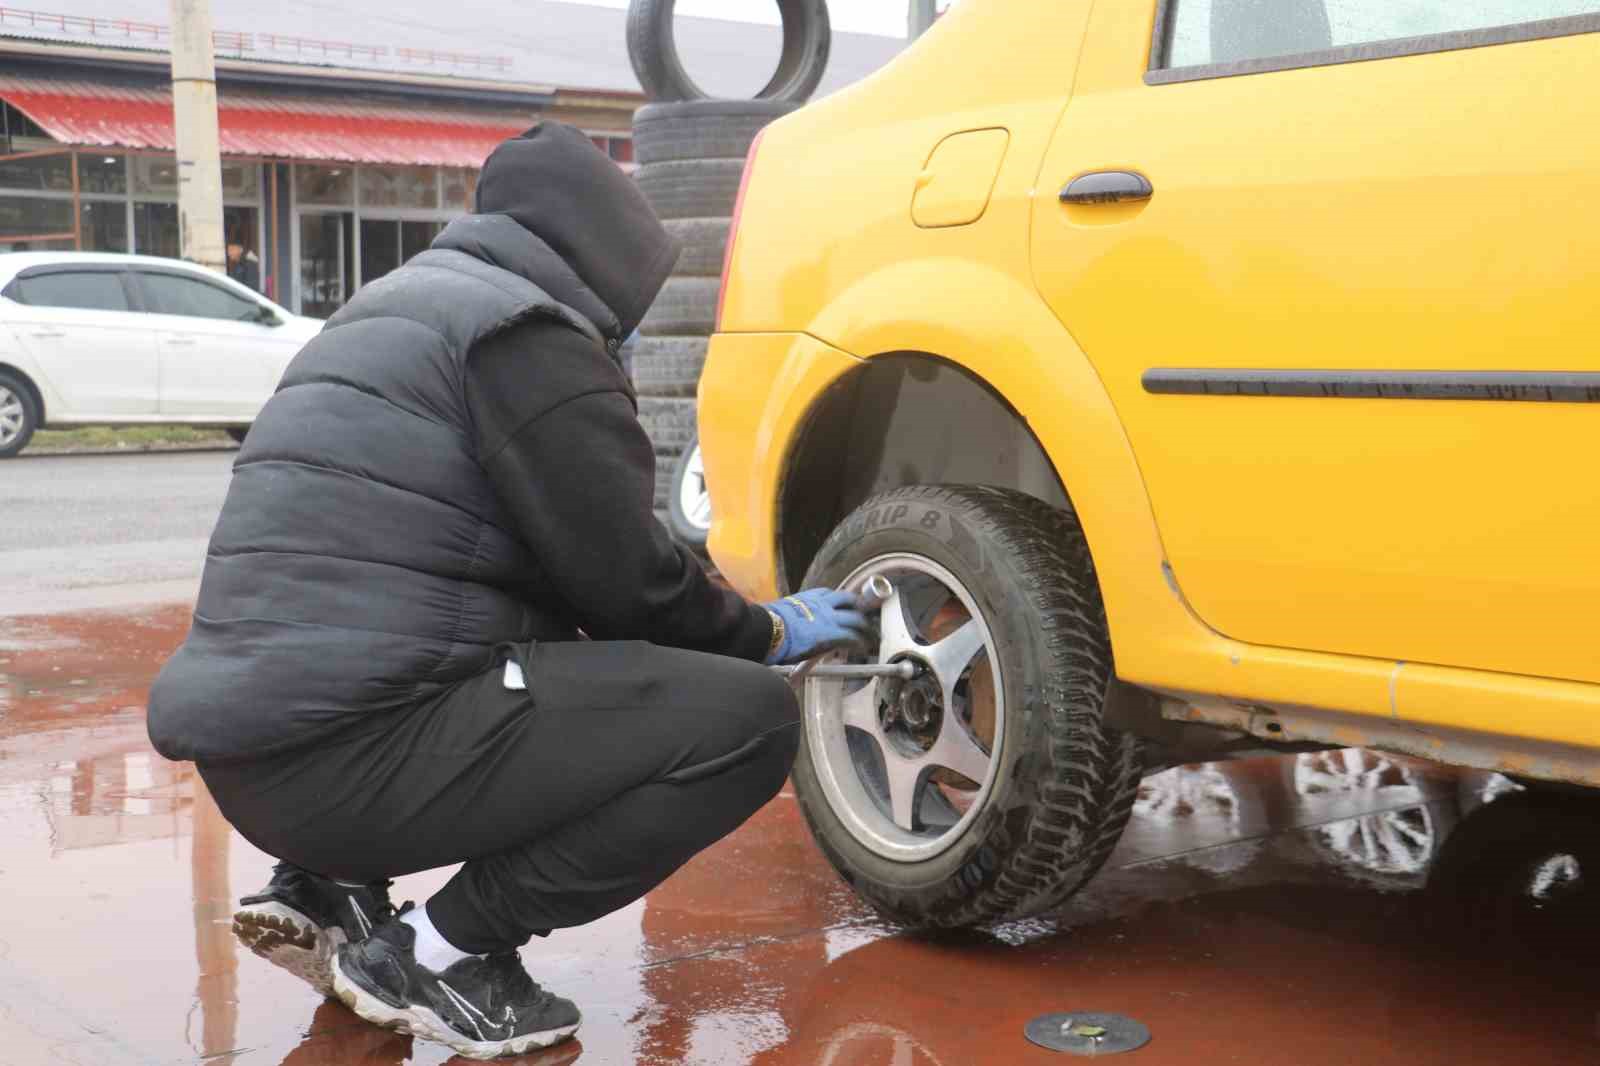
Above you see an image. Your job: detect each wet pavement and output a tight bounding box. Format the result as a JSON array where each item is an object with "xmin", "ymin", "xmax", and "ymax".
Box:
[{"xmin": 1, "ymin": 605, "xmax": 1595, "ymax": 1065}]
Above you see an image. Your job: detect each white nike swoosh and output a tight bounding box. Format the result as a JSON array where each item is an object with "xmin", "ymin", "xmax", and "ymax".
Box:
[{"xmin": 438, "ymin": 980, "xmax": 494, "ymax": 1040}]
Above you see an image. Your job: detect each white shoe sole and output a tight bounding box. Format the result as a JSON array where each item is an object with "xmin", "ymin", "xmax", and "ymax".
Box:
[
  {"xmin": 233, "ymin": 901, "xmax": 346, "ymax": 998},
  {"xmin": 331, "ymin": 955, "xmax": 581, "ymax": 1060}
]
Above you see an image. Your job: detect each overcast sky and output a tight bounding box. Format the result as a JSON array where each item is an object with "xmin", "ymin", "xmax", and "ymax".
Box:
[{"xmin": 566, "ymin": 0, "xmax": 925, "ymax": 38}]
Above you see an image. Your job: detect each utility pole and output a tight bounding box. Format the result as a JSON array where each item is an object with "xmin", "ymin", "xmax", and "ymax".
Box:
[
  {"xmin": 168, "ymin": 0, "xmax": 226, "ymax": 273},
  {"xmin": 908, "ymin": 0, "xmax": 938, "ymax": 39}
]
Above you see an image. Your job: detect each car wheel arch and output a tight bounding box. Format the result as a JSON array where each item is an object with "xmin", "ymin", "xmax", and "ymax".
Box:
[
  {"xmin": 766, "ymin": 324, "xmax": 1212, "ymax": 685},
  {"xmin": 776, "ymin": 352, "xmax": 1070, "ymax": 591}
]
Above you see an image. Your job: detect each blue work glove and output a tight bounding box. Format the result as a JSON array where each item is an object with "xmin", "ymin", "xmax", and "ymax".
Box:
[{"xmin": 763, "ymin": 588, "xmax": 873, "ymax": 666}]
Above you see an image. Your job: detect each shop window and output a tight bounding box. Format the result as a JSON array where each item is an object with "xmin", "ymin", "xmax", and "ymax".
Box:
[
  {"xmin": 0, "ymin": 152, "xmax": 73, "ymax": 193},
  {"xmin": 80, "ymin": 201, "xmax": 129, "ymax": 253},
  {"xmin": 132, "ymin": 154, "xmax": 258, "ymax": 201},
  {"xmin": 359, "ymin": 218, "xmax": 400, "ymax": 289},
  {"xmin": 132, "ymin": 155, "xmax": 180, "ymax": 198},
  {"xmin": 360, "ymin": 219, "xmax": 444, "ymax": 287},
  {"xmin": 222, "ymin": 161, "xmax": 261, "ymax": 202},
  {"xmin": 133, "ymin": 202, "xmax": 180, "ymax": 259},
  {"xmin": 79, "ymin": 154, "xmax": 128, "ymax": 196},
  {"xmin": 300, "ymin": 212, "xmax": 353, "ymax": 319},
  {"xmin": 295, "ymin": 165, "xmax": 355, "ymax": 206},
  {"xmin": 0, "ymin": 195, "xmax": 71, "ymax": 241},
  {"xmin": 442, "ymin": 167, "xmax": 475, "ymax": 211},
  {"xmin": 359, "ymin": 165, "xmax": 438, "ymax": 209}
]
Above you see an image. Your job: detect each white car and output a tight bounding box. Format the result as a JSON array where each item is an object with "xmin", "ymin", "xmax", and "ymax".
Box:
[{"xmin": 0, "ymin": 252, "xmax": 323, "ymax": 457}]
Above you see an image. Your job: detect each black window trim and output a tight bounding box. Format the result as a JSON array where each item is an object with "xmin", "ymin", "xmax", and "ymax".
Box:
[
  {"xmin": 1145, "ymin": 8, "xmax": 1600, "ymax": 86},
  {"xmin": 4, "ymin": 263, "xmax": 139, "ymax": 312},
  {"xmin": 130, "ymin": 265, "xmax": 264, "ymax": 320}
]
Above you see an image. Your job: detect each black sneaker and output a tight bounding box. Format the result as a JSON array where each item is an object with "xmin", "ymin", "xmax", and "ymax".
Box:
[
  {"xmin": 332, "ymin": 913, "xmax": 581, "ymax": 1059},
  {"xmin": 233, "ymin": 862, "xmax": 396, "ymax": 997}
]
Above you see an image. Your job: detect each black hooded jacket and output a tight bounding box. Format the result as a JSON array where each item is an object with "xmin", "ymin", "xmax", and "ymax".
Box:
[{"xmin": 148, "ymin": 124, "xmax": 771, "ymax": 764}]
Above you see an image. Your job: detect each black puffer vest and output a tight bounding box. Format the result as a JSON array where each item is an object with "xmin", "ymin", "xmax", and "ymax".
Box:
[{"xmin": 148, "ymin": 215, "xmax": 609, "ymax": 763}]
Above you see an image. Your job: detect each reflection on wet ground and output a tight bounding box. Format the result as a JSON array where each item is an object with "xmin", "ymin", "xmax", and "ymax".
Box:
[{"xmin": 0, "ymin": 607, "xmax": 1595, "ymax": 1065}]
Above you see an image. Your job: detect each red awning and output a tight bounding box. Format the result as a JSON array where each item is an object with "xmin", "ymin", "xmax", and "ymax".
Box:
[{"xmin": 0, "ymin": 75, "xmax": 534, "ymax": 167}]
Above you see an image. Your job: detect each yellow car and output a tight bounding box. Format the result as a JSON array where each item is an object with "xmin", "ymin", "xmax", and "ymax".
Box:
[{"xmin": 700, "ymin": 0, "xmax": 1600, "ymax": 926}]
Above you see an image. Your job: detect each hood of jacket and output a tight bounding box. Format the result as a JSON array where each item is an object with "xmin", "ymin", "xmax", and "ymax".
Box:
[{"xmin": 453, "ymin": 121, "xmax": 680, "ymax": 342}]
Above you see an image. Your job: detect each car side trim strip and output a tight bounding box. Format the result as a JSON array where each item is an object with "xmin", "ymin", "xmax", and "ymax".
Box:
[{"xmin": 1142, "ymin": 369, "xmax": 1600, "ymax": 403}]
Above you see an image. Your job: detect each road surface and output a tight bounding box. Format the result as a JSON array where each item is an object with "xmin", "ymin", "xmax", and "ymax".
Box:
[{"xmin": 0, "ymin": 450, "xmax": 233, "ymax": 616}]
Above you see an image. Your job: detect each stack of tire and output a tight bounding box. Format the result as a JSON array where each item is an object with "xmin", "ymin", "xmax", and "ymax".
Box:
[{"xmin": 625, "ymin": 0, "xmax": 831, "ymax": 555}]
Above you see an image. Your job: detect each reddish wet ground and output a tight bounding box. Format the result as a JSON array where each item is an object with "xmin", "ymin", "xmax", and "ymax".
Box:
[{"xmin": 1, "ymin": 606, "xmax": 1595, "ymax": 1065}]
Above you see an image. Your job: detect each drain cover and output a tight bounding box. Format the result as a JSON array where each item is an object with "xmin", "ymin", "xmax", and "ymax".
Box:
[{"xmin": 1024, "ymin": 1012, "xmax": 1151, "ymax": 1055}]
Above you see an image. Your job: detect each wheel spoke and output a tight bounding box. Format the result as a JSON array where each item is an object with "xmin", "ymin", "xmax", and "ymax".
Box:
[
  {"xmin": 926, "ymin": 717, "xmax": 992, "ymax": 787},
  {"xmin": 876, "ymin": 589, "xmax": 920, "ymax": 661},
  {"xmin": 924, "ymin": 619, "xmax": 986, "ymax": 706},
  {"xmin": 688, "ymin": 492, "xmax": 712, "ymax": 527},
  {"xmin": 884, "ymin": 753, "xmax": 928, "ymax": 831},
  {"xmin": 838, "ymin": 682, "xmax": 881, "ymax": 733}
]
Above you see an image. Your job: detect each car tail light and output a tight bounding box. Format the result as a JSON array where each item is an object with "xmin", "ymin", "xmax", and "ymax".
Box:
[{"xmin": 716, "ymin": 128, "xmax": 766, "ymax": 334}]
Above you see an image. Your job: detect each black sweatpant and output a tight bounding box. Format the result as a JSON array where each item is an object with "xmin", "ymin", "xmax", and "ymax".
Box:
[{"xmin": 201, "ymin": 640, "xmax": 800, "ymax": 954}]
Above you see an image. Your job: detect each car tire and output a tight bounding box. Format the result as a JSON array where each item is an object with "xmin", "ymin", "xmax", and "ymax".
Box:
[
  {"xmin": 1425, "ymin": 790, "xmax": 1600, "ymax": 952},
  {"xmin": 791, "ymin": 485, "xmax": 1145, "ymax": 927},
  {"xmin": 639, "ymin": 277, "xmax": 720, "ymax": 336},
  {"xmin": 227, "ymin": 427, "xmax": 249, "ymax": 445},
  {"xmin": 634, "ymin": 100, "xmax": 802, "ymax": 165},
  {"xmin": 638, "ymin": 396, "xmax": 697, "ymax": 458},
  {"xmin": 627, "ymin": 0, "xmax": 831, "ymax": 104},
  {"xmin": 668, "ymin": 436, "xmax": 712, "ymax": 555},
  {"xmin": 635, "ymin": 160, "xmax": 747, "ymax": 220},
  {"xmin": 631, "ymin": 336, "xmax": 709, "ymax": 397},
  {"xmin": 0, "ymin": 371, "xmax": 39, "ymax": 459},
  {"xmin": 662, "ymin": 218, "xmax": 732, "ymax": 278}
]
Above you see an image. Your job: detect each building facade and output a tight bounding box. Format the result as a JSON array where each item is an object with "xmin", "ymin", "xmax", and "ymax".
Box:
[{"xmin": 0, "ymin": 20, "xmax": 640, "ymax": 316}]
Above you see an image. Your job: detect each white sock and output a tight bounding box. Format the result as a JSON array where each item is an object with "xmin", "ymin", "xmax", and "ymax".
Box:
[{"xmin": 401, "ymin": 903, "xmax": 478, "ymax": 973}]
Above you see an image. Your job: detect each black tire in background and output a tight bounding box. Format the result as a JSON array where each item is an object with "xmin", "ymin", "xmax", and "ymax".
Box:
[
  {"xmin": 668, "ymin": 435, "xmax": 712, "ymax": 555},
  {"xmin": 627, "ymin": 0, "xmax": 831, "ymax": 104},
  {"xmin": 0, "ymin": 370, "xmax": 40, "ymax": 458},
  {"xmin": 635, "ymin": 159, "xmax": 746, "ymax": 219},
  {"xmin": 662, "ymin": 218, "xmax": 732, "ymax": 277},
  {"xmin": 637, "ymin": 396, "xmax": 697, "ymax": 458},
  {"xmin": 634, "ymin": 100, "xmax": 801, "ymax": 164},
  {"xmin": 638, "ymin": 277, "xmax": 720, "ymax": 336},
  {"xmin": 226, "ymin": 427, "xmax": 249, "ymax": 445},
  {"xmin": 792, "ymin": 485, "xmax": 1145, "ymax": 927},
  {"xmin": 1425, "ymin": 790, "xmax": 1600, "ymax": 955},
  {"xmin": 630, "ymin": 336, "xmax": 708, "ymax": 397}
]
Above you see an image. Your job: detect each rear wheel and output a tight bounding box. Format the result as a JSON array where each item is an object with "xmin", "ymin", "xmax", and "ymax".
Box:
[
  {"xmin": 792, "ymin": 486, "xmax": 1144, "ymax": 926},
  {"xmin": 668, "ymin": 436, "xmax": 711, "ymax": 555},
  {"xmin": 0, "ymin": 372, "xmax": 39, "ymax": 458}
]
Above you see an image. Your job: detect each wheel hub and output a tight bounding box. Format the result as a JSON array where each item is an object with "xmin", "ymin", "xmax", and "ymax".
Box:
[{"xmin": 881, "ymin": 665, "xmax": 941, "ymax": 755}]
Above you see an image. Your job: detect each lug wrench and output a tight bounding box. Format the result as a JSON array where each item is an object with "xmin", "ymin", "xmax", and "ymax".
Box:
[{"xmin": 780, "ymin": 574, "xmax": 909, "ymax": 686}]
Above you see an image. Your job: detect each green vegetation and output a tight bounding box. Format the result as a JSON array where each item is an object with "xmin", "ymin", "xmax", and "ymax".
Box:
[{"xmin": 30, "ymin": 425, "xmax": 234, "ymax": 453}]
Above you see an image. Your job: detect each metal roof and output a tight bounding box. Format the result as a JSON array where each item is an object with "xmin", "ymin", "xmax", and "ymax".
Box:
[
  {"xmin": 0, "ymin": 1, "xmax": 906, "ymax": 97},
  {"xmin": 0, "ymin": 74, "xmax": 536, "ymax": 165}
]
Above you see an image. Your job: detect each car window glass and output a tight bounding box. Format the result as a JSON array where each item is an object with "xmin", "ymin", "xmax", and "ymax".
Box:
[
  {"xmin": 1163, "ymin": 0, "xmax": 1600, "ymax": 68},
  {"xmin": 10, "ymin": 271, "xmax": 130, "ymax": 312},
  {"xmin": 139, "ymin": 271, "xmax": 261, "ymax": 321}
]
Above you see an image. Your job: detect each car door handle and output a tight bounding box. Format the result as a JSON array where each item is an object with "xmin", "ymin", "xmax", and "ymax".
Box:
[
  {"xmin": 1060, "ymin": 170, "xmax": 1154, "ymax": 205},
  {"xmin": 29, "ymin": 329, "xmax": 66, "ymax": 339}
]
